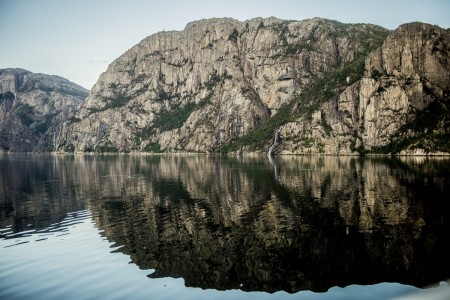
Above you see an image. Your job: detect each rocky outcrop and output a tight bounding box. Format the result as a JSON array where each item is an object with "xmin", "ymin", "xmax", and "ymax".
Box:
[
  {"xmin": 0, "ymin": 68, "xmax": 88, "ymax": 152},
  {"xmin": 55, "ymin": 17, "xmax": 389, "ymax": 153},
  {"xmin": 277, "ymin": 22, "xmax": 450, "ymax": 155}
]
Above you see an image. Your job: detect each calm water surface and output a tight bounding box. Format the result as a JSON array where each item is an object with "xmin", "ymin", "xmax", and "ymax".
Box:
[{"xmin": 1, "ymin": 154, "xmax": 449, "ymax": 299}]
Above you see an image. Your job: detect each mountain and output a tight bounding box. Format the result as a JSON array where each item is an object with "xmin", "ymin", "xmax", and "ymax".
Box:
[
  {"xmin": 4, "ymin": 18, "xmax": 449, "ymax": 155},
  {"xmin": 0, "ymin": 68, "xmax": 88, "ymax": 152},
  {"xmin": 272, "ymin": 22, "xmax": 450, "ymax": 155},
  {"xmin": 55, "ymin": 17, "xmax": 391, "ymax": 154}
]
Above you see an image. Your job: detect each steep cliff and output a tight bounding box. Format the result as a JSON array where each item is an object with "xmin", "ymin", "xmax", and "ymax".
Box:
[
  {"xmin": 56, "ymin": 17, "xmax": 389, "ymax": 153},
  {"xmin": 0, "ymin": 68, "xmax": 88, "ymax": 152},
  {"xmin": 271, "ymin": 22, "xmax": 450, "ymax": 155}
]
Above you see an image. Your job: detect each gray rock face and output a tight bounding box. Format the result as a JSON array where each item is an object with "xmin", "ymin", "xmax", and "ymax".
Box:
[
  {"xmin": 0, "ymin": 68, "xmax": 88, "ymax": 152},
  {"xmin": 277, "ymin": 22, "xmax": 450, "ymax": 155},
  {"xmin": 56, "ymin": 17, "xmax": 389, "ymax": 153},
  {"xmin": 4, "ymin": 19, "xmax": 447, "ymax": 155}
]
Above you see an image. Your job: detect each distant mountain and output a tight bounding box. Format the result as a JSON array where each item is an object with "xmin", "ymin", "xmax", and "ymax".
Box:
[{"xmin": 0, "ymin": 68, "xmax": 88, "ymax": 152}]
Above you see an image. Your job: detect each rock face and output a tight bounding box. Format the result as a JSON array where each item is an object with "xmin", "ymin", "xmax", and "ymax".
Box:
[
  {"xmin": 277, "ymin": 22, "xmax": 450, "ymax": 155},
  {"xmin": 56, "ymin": 17, "xmax": 390, "ymax": 153},
  {"xmin": 0, "ymin": 68, "xmax": 88, "ymax": 152},
  {"xmin": 4, "ymin": 19, "xmax": 448, "ymax": 155}
]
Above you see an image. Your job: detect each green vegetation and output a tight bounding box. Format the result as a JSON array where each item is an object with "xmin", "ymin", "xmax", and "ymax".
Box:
[
  {"xmin": 59, "ymin": 139, "xmax": 119, "ymax": 153},
  {"xmin": 204, "ymin": 72, "xmax": 231, "ymax": 90},
  {"xmin": 139, "ymin": 98, "xmax": 209, "ymax": 140},
  {"xmin": 143, "ymin": 142, "xmax": 162, "ymax": 153},
  {"xmin": 270, "ymin": 21, "xmax": 311, "ymax": 57},
  {"xmin": 88, "ymin": 93, "xmax": 133, "ymax": 114},
  {"xmin": 324, "ymin": 20, "xmax": 389, "ymax": 50},
  {"xmin": 95, "ymin": 144, "xmax": 118, "ymax": 153},
  {"xmin": 58, "ymin": 140, "xmax": 75, "ymax": 152},
  {"xmin": 220, "ymin": 55, "xmax": 368, "ymax": 153},
  {"xmin": 91, "ymin": 81, "xmax": 150, "ymax": 114},
  {"xmin": 285, "ymin": 43, "xmax": 315, "ymax": 55},
  {"xmin": 270, "ymin": 21, "xmax": 293, "ymax": 45},
  {"xmin": 220, "ymin": 102, "xmax": 292, "ymax": 152},
  {"xmin": 65, "ymin": 143, "xmax": 75, "ymax": 153},
  {"xmin": 104, "ymin": 94, "xmax": 133, "ymax": 110},
  {"xmin": 90, "ymin": 70, "xmax": 222, "ymax": 116},
  {"xmin": 153, "ymin": 102, "xmax": 196, "ymax": 132},
  {"xmin": 302, "ymin": 137, "xmax": 314, "ymax": 148},
  {"xmin": 270, "ymin": 19, "xmax": 389, "ymax": 59}
]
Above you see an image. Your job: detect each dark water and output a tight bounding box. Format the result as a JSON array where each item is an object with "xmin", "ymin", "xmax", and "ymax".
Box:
[{"xmin": 1, "ymin": 154, "xmax": 450, "ymax": 300}]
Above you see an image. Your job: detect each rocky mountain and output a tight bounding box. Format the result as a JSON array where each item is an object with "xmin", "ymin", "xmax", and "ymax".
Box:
[
  {"xmin": 55, "ymin": 17, "xmax": 393, "ymax": 154},
  {"xmin": 273, "ymin": 22, "xmax": 450, "ymax": 155},
  {"xmin": 0, "ymin": 68, "xmax": 88, "ymax": 152},
  {"xmin": 4, "ymin": 18, "xmax": 449, "ymax": 155}
]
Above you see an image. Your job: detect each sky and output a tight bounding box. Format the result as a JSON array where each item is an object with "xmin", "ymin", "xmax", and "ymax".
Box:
[{"xmin": 1, "ymin": 0, "xmax": 449, "ymax": 90}]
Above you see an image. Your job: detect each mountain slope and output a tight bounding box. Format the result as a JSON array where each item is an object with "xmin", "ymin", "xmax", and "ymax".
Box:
[
  {"xmin": 269, "ymin": 22, "xmax": 450, "ymax": 155},
  {"xmin": 0, "ymin": 68, "xmax": 88, "ymax": 152},
  {"xmin": 56, "ymin": 17, "xmax": 389, "ymax": 153}
]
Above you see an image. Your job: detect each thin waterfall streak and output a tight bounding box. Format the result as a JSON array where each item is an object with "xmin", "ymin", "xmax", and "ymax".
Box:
[{"xmin": 267, "ymin": 128, "xmax": 281, "ymax": 156}]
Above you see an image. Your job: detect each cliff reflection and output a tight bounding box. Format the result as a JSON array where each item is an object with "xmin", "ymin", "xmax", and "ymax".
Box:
[
  {"xmin": 0, "ymin": 155, "xmax": 84, "ymax": 231},
  {"xmin": 67, "ymin": 155, "xmax": 450, "ymax": 293},
  {"xmin": 1, "ymin": 155, "xmax": 449, "ymax": 293}
]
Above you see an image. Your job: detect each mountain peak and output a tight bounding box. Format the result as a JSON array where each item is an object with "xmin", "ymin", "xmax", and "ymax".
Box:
[{"xmin": 184, "ymin": 17, "xmax": 241, "ymax": 30}]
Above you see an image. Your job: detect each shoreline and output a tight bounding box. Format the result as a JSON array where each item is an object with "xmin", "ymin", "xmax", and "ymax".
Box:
[{"xmin": 1, "ymin": 151, "xmax": 450, "ymax": 157}]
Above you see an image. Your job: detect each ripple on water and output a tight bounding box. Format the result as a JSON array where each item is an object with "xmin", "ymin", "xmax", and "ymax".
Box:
[
  {"xmin": 1, "ymin": 156, "xmax": 450, "ymax": 300},
  {"xmin": 1, "ymin": 208, "xmax": 424, "ymax": 300},
  {"xmin": 0, "ymin": 208, "xmax": 186, "ymax": 300}
]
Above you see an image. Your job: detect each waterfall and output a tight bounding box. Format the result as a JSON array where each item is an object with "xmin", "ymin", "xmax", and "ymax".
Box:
[{"xmin": 267, "ymin": 128, "xmax": 281, "ymax": 156}]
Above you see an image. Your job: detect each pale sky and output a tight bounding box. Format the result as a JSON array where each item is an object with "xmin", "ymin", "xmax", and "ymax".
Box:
[{"xmin": 1, "ymin": 0, "xmax": 449, "ymax": 89}]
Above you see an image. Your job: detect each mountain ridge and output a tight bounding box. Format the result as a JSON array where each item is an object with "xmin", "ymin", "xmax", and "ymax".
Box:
[
  {"xmin": 55, "ymin": 17, "xmax": 394, "ymax": 154},
  {"xmin": 1, "ymin": 18, "xmax": 449, "ymax": 155}
]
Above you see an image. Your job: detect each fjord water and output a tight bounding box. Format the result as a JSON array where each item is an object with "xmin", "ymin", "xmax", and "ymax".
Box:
[{"xmin": 1, "ymin": 155, "xmax": 449, "ymax": 300}]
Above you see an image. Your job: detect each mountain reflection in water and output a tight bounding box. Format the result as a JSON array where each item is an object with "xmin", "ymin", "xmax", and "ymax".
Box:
[{"xmin": 1, "ymin": 155, "xmax": 449, "ymax": 294}]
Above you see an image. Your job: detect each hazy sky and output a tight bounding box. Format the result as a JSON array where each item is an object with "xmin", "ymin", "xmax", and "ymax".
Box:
[{"xmin": 1, "ymin": 0, "xmax": 449, "ymax": 89}]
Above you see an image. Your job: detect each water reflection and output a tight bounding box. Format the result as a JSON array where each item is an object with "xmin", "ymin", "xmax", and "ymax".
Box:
[
  {"xmin": 1, "ymin": 155, "xmax": 449, "ymax": 294},
  {"xmin": 0, "ymin": 155, "xmax": 85, "ymax": 233}
]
